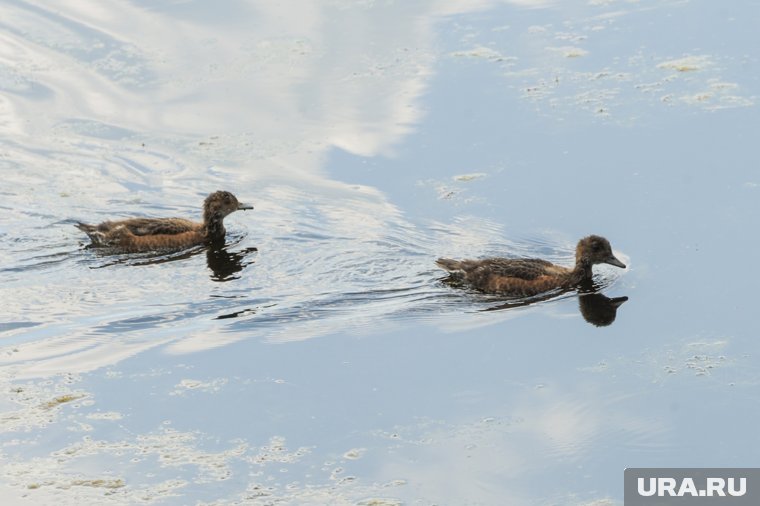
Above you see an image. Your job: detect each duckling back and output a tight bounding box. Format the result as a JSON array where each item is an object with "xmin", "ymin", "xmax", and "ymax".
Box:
[
  {"xmin": 436, "ymin": 257, "xmax": 572, "ymax": 296},
  {"xmin": 75, "ymin": 218, "xmax": 204, "ymax": 251},
  {"xmin": 435, "ymin": 258, "xmax": 468, "ymax": 273}
]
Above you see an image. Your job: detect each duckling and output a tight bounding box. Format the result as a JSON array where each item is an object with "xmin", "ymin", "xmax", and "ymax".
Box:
[
  {"xmin": 76, "ymin": 191, "xmax": 253, "ymax": 252},
  {"xmin": 436, "ymin": 235, "xmax": 625, "ymax": 297}
]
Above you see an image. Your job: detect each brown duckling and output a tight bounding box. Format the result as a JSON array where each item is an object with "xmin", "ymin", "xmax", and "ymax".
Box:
[
  {"xmin": 436, "ymin": 235, "xmax": 625, "ymax": 297},
  {"xmin": 76, "ymin": 191, "xmax": 253, "ymax": 252}
]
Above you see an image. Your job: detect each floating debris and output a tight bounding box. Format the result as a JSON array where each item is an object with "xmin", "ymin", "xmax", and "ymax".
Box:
[
  {"xmin": 42, "ymin": 393, "xmax": 85, "ymax": 409},
  {"xmin": 356, "ymin": 499, "xmax": 403, "ymax": 506},
  {"xmin": 453, "ymin": 173, "xmax": 486, "ymax": 182},
  {"xmin": 657, "ymin": 55, "xmax": 711, "ymax": 72},
  {"xmin": 450, "ymin": 46, "xmax": 512, "ymax": 63},
  {"xmin": 547, "ymin": 46, "xmax": 589, "ymax": 58},
  {"xmin": 343, "ymin": 448, "xmax": 366, "ymax": 460}
]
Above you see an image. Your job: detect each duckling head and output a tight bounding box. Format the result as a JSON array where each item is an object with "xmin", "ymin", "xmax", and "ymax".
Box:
[
  {"xmin": 203, "ymin": 191, "xmax": 253, "ymax": 222},
  {"xmin": 576, "ymin": 235, "xmax": 626, "ymax": 268}
]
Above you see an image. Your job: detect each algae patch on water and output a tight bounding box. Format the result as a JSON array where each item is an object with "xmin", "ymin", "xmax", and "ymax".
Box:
[
  {"xmin": 42, "ymin": 393, "xmax": 85, "ymax": 409},
  {"xmin": 547, "ymin": 46, "xmax": 588, "ymax": 58},
  {"xmin": 657, "ymin": 55, "xmax": 711, "ymax": 72},
  {"xmin": 63, "ymin": 478, "xmax": 126, "ymax": 490},
  {"xmin": 453, "ymin": 172, "xmax": 486, "ymax": 182},
  {"xmin": 343, "ymin": 448, "xmax": 366, "ymax": 460}
]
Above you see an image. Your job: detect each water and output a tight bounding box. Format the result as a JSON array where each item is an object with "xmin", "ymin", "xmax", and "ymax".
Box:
[{"xmin": 1, "ymin": 1, "xmax": 759, "ymax": 504}]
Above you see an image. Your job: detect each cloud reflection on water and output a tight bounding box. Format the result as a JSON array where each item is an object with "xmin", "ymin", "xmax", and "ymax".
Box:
[
  {"xmin": 5, "ymin": 1, "xmax": 731, "ymax": 504},
  {"xmin": 1, "ymin": 0, "xmax": 589, "ymax": 375}
]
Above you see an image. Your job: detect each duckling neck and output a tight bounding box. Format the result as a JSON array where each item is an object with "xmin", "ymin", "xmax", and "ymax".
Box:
[
  {"xmin": 203, "ymin": 212, "xmax": 226, "ymax": 240},
  {"xmin": 569, "ymin": 259, "xmax": 593, "ymax": 285}
]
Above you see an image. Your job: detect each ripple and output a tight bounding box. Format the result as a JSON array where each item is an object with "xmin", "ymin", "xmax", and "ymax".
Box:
[
  {"xmin": 1, "ymin": 190, "xmax": 628, "ymax": 372},
  {"xmin": 0, "ymin": 321, "xmax": 43, "ymax": 334}
]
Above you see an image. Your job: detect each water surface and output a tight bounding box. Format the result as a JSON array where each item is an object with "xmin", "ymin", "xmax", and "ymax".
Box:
[{"xmin": 1, "ymin": 1, "xmax": 759, "ymax": 504}]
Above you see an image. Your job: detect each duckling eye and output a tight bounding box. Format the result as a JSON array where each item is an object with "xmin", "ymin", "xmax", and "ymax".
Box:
[{"xmin": 591, "ymin": 242, "xmax": 602, "ymax": 251}]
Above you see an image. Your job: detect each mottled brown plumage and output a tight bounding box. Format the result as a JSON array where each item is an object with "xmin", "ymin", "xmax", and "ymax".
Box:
[
  {"xmin": 76, "ymin": 191, "xmax": 253, "ymax": 252},
  {"xmin": 436, "ymin": 235, "xmax": 626, "ymax": 297}
]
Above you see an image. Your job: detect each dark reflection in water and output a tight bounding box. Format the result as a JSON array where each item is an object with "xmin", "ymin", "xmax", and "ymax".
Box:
[
  {"xmin": 445, "ymin": 277, "xmax": 628, "ymax": 326},
  {"xmin": 577, "ymin": 279, "xmax": 628, "ymax": 327},
  {"xmin": 89, "ymin": 244, "xmax": 207, "ymax": 268},
  {"xmin": 86, "ymin": 237, "xmax": 257, "ymax": 281},
  {"xmin": 215, "ymin": 307, "xmax": 260, "ymax": 320},
  {"xmin": 206, "ymin": 244, "xmax": 258, "ymax": 282},
  {"xmin": 577, "ymin": 291, "xmax": 628, "ymax": 327}
]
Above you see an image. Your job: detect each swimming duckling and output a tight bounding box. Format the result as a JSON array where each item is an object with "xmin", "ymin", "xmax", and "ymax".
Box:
[
  {"xmin": 436, "ymin": 235, "xmax": 625, "ymax": 297},
  {"xmin": 76, "ymin": 191, "xmax": 253, "ymax": 252}
]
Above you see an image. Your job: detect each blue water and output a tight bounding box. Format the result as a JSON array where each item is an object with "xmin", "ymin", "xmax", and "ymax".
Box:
[{"xmin": 1, "ymin": 1, "xmax": 759, "ymax": 504}]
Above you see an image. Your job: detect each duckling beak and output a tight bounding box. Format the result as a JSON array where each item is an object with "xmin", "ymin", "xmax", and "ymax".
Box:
[
  {"xmin": 604, "ymin": 255, "xmax": 626, "ymax": 269},
  {"xmin": 608, "ymin": 295, "xmax": 629, "ymax": 308},
  {"xmin": 237, "ymin": 202, "xmax": 254, "ymax": 211}
]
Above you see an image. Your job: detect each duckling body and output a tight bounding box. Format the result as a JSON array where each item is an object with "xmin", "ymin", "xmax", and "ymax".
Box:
[
  {"xmin": 436, "ymin": 235, "xmax": 625, "ymax": 297},
  {"xmin": 76, "ymin": 191, "xmax": 253, "ymax": 252}
]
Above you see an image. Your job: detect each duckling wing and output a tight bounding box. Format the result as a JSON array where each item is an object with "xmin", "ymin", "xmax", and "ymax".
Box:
[
  {"xmin": 437, "ymin": 257, "xmax": 555, "ymax": 279},
  {"xmin": 116, "ymin": 218, "xmax": 200, "ymax": 236},
  {"xmin": 474, "ymin": 258, "xmax": 556, "ymax": 280}
]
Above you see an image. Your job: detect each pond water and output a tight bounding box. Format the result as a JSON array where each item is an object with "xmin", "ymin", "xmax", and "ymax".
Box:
[{"xmin": 1, "ymin": 1, "xmax": 759, "ymax": 505}]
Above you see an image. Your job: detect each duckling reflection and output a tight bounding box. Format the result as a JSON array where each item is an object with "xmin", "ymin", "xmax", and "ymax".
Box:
[
  {"xmin": 578, "ymin": 291, "xmax": 628, "ymax": 326},
  {"xmin": 576, "ymin": 278, "xmax": 627, "ymax": 326},
  {"xmin": 206, "ymin": 245, "xmax": 258, "ymax": 281},
  {"xmin": 90, "ymin": 245, "xmax": 205, "ymax": 268},
  {"xmin": 478, "ymin": 279, "xmax": 628, "ymax": 326}
]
